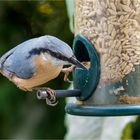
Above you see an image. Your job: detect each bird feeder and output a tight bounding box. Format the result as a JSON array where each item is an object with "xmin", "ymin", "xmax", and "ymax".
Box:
[
  {"xmin": 36, "ymin": 0, "xmax": 140, "ymax": 116},
  {"xmin": 65, "ymin": 0, "xmax": 140, "ymax": 116}
]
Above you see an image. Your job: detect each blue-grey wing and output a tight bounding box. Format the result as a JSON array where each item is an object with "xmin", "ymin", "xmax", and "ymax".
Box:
[
  {"xmin": 0, "ymin": 47, "xmax": 17, "ymax": 69},
  {"xmin": 1, "ymin": 46, "xmax": 35, "ymax": 79}
]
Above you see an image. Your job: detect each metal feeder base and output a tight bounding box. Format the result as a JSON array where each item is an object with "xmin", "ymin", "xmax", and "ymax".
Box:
[{"xmin": 65, "ymin": 104, "xmax": 140, "ymax": 116}]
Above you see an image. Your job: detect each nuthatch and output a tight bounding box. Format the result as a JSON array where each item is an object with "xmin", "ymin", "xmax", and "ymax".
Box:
[{"xmin": 0, "ymin": 35, "xmax": 86, "ymax": 94}]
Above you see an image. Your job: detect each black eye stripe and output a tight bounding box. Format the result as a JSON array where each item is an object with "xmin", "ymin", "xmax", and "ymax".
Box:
[
  {"xmin": 28, "ymin": 48, "xmax": 47, "ymax": 56},
  {"xmin": 27, "ymin": 48, "xmax": 70, "ymax": 62}
]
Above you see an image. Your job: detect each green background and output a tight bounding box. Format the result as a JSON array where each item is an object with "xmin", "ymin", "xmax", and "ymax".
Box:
[{"xmin": 0, "ymin": 1, "xmax": 73, "ymax": 139}]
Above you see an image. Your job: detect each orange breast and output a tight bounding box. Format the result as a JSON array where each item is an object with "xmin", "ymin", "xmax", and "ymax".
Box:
[{"xmin": 12, "ymin": 55, "xmax": 63, "ymax": 91}]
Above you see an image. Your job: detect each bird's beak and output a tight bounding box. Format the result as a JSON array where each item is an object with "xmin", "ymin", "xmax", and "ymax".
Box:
[{"xmin": 69, "ymin": 57, "xmax": 87, "ymax": 70}]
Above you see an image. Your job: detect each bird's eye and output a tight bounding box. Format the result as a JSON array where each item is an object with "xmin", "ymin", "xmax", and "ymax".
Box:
[
  {"xmin": 56, "ymin": 53, "xmax": 60, "ymax": 58},
  {"xmin": 57, "ymin": 54, "xmax": 60, "ymax": 57}
]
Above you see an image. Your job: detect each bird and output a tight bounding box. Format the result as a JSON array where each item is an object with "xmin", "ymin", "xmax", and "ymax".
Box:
[{"xmin": 0, "ymin": 35, "xmax": 86, "ymax": 93}]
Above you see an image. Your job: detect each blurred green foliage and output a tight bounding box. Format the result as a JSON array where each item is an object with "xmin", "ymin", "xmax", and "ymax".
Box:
[
  {"xmin": 121, "ymin": 122, "xmax": 133, "ymax": 140},
  {"xmin": 121, "ymin": 116, "xmax": 140, "ymax": 140},
  {"xmin": 0, "ymin": 0, "xmax": 73, "ymax": 139}
]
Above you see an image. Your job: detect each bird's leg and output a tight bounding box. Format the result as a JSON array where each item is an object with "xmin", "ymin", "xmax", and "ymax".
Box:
[
  {"xmin": 33, "ymin": 87, "xmax": 58, "ymax": 106},
  {"xmin": 61, "ymin": 65, "xmax": 76, "ymax": 83}
]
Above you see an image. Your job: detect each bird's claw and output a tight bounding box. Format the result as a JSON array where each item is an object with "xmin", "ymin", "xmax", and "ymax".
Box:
[
  {"xmin": 61, "ymin": 65, "xmax": 75, "ymax": 83},
  {"xmin": 61, "ymin": 62, "xmax": 89, "ymax": 83},
  {"xmin": 35, "ymin": 87, "xmax": 58, "ymax": 106},
  {"xmin": 45, "ymin": 88, "xmax": 58, "ymax": 106}
]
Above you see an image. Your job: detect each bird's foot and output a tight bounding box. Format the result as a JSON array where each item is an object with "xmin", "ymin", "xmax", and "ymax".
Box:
[
  {"xmin": 34, "ymin": 87, "xmax": 58, "ymax": 106},
  {"xmin": 61, "ymin": 62, "xmax": 89, "ymax": 83},
  {"xmin": 61, "ymin": 65, "xmax": 75, "ymax": 83}
]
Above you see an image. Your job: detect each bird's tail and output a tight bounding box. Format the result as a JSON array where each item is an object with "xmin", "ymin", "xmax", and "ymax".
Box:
[
  {"xmin": 0, "ymin": 56, "xmax": 2, "ymax": 70},
  {"xmin": 69, "ymin": 57, "xmax": 87, "ymax": 70},
  {"xmin": 0, "ymin": 57, "xmax": 2, "ymax": 75},
  {"xmin": 0, "ymin": 56, "xmax": 2, "ymax": 75}
]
